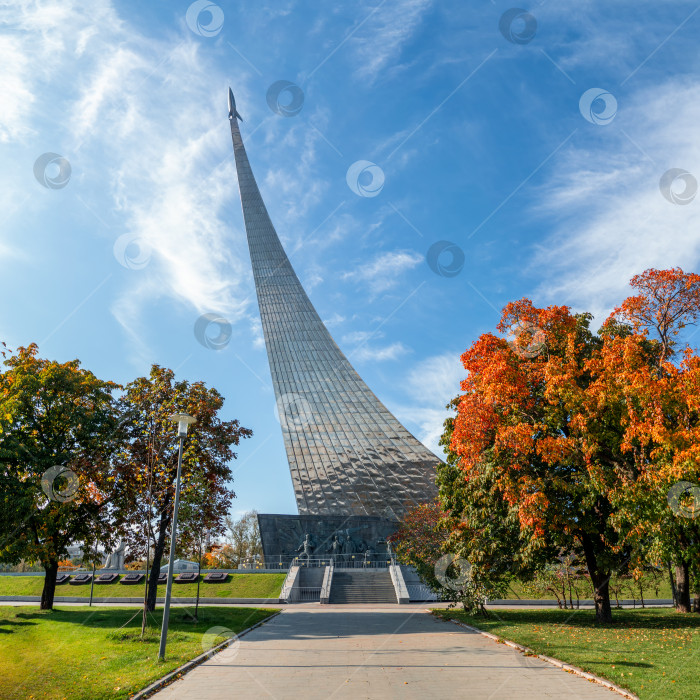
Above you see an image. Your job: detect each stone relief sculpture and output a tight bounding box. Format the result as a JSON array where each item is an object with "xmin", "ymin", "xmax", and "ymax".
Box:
[{"xmin": 296, "ymin": 533, "xmax": 315, "ymax": 560}]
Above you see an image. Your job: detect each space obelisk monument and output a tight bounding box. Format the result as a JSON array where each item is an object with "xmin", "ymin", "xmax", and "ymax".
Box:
[{"xmin": 227, "ymin": 88, "xmax": 438, "ymax": 555}]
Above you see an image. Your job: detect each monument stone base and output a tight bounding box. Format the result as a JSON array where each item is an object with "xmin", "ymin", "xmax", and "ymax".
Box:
[{"xmin": 257, "ymin": 514, "xmax": 399, "ymax": 565}]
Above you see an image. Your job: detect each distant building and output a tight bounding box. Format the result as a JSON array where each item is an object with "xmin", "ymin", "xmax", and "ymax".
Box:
[
  {"xmin": 160, "ymin": 559, "xmax": 199, "ymax": 572},
  {"xmin": 66, "ymin": 544, "xmax": 83, "ymax": 560}
]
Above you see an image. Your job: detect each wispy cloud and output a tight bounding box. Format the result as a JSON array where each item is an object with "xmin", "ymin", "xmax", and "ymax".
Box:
[
  {"xmin": 2, "ymin": 0, "xmax": 256, "ymax": 359},
  {"xmin": 323, "ymin": 312, "xmax": 346, "ymax": 327},
  {"xmin": 353, "ymin": 341, "xmax": 409, "ymax": 362},
  {"xmin": 532, "ymin": 78, "xmax": 700, "ymax": 322},
  {"xmin": 342, "ymin": 329, "xmax": 383, "ymax": 344},
  {"xmin": 350, "ymin": 0, "xmax": 434, "ymax": 83},
  {"xmin": 0, "ymin": 35, "xmax": 35, "ymax": 143},
  {"xmin": 342, "ymin": 249, "xmax": 423, "ymax": 295},
  {"xmin": 392, "ymin": 350, "xmax": 465, "ymax": 455}
]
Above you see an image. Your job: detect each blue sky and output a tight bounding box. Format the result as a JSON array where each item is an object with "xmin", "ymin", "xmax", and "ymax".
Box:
[{"xmin": 2, "ymin": 1, "xmax": 700, "ymax": 517}]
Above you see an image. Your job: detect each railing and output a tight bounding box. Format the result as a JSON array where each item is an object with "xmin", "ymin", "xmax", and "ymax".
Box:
[
  {"xmin": 288, "ymin": 586, "xmax": 322, "ymax": 603},
  {"xmin": 293, "ymin": 555, "xmax": 395, "ymax": 569},
  {"xmin": 237, "ymin": 559, "xmax": 289, "ymax": 570}
]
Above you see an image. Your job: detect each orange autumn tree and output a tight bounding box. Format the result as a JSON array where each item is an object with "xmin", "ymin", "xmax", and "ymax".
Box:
[
  {"xmin": 590, "ymin": 268, "xmax": 700, "ymax": 612},
  {"xmin": 442, "ymin": 268, "xmax": 700, "ymax": 621},
  {"xmin": 445, "ymin": 301, "xmax": 627, "ymax": 622}
]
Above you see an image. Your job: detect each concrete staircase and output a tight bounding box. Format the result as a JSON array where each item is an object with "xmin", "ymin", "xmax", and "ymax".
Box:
[{"xmin": 329, "ymin": 570, "xmax": 397, "ymax": 604}]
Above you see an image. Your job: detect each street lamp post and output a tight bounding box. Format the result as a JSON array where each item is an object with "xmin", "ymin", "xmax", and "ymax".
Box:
[{"xmin": 158, "ymin": 412, "xmax": 196, "ymax": 661}]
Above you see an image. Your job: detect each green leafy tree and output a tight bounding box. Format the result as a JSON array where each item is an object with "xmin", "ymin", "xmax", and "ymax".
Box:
[
  {"xmin": 115, "ymin": 365, "xmax": 252, "ymax": 612},
  {"xmin": 389, "ymin": 500, "xmax": 508, "ymax": 615},
  {"xmin": 438, "ymin": 405, "xmax": 538, "ymax": 606},
  {"xmin": 0, "ymin": 345, "xmax": 124, "ymax": 609}
]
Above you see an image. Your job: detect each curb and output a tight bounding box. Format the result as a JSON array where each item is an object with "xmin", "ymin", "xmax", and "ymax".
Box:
[
  {"xmin": 437, "ymin": 613, "xmax": 638, "ymax": 700},
  {"xmin": 128, "ymin": 610, "xmax": 281, "ymax": 699}
]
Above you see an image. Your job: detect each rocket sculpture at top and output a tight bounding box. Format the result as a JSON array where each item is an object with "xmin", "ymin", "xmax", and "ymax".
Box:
[{"xmin": 228, "ymin": 87, "xmax": 242, "ymax": 121}]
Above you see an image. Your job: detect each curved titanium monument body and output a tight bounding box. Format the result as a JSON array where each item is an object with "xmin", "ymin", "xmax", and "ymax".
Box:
[{"xmin": 228, "ymin": 89, "xmax": 437, "ymax": 538}]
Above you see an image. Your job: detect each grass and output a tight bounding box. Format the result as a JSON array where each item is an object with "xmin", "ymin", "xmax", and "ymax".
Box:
[
  {"xmin": 0, "ymin": 573, "xmax": 286, "ymax": 599},
  {"xmin": 0, "ymin": 604, "xmax": 276, "ymax": 700},
  {"xmin": 505, "ymin": 578, "xmax": 673, "ymax": 602},
  {"xmin": 435, "ymin": 607, "xmax": 700, "ymax": 699}
]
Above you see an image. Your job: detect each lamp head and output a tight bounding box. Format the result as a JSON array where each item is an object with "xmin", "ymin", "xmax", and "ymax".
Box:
[{"xmin": 169, "ymin": 413, "xmax": 196, "ymax": 437}]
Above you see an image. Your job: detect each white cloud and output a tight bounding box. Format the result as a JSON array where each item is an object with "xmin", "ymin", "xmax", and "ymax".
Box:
[
  {"xmin": 342, "ymin": 329, "xmax": 383, "ymax": 344},
  {"xmin": 0, "ymin": 35, "xmax": 35, "ymax": 143},
  {"xmin": 531, "ymin": 78, "xmax": 700, "ymax": 322},
  {"xmin": 342, "ymin": 249, "xmax": 423, "ymax": 295},
  {"xmin": 406, "ymin": 352, "xmax": 465, "ymax": 404},
  {"xmin": 2, "ymin": 0, "xmax": 256, "ymax": 353},
  {"xmin": 350, "ymin": 0, "xmax": 434, "ymax": 83},
  {"xmin": 323, "ymin": 312, "xmax": 346, "ymax": 327},
  {"xmin": 392, "ymin": 351, "xmax": 465, "ymax": 454},
  {"xmin": 249, "ymin": 317, "xmax": 265, "ymax": 350},
  {"xmin": 352, "ymin": 341, "xmax": 409, "ymax": 362}
]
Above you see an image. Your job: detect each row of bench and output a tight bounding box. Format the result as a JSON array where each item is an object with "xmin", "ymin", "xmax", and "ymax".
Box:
[{"xmin": 54, "ymin": 571, "xmax": 230, "ymax": 585}]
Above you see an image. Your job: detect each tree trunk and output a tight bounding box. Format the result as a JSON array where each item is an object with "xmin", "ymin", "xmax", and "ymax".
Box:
[
  {"xmin": 675, "ymin": 562, "xmax": 691, "ymax": 613},
  {"xmin": 40, "ymin": 560, "xmax": 59, "ymax": 610},
  {"xmin": 147, "ymin": 508, "xmax": 170, "ymax": 611},
  {"xmin": 568, "ymin": 580, "xmax": 573, "ymax": 609},
  {"xmin": 580, "ymin": 533, "xmax": 612, "ymax": 623},
  {"xmin": 667, "ymin": 561, "xmax": 677, "ymax": 607},
  {"xmin": 693, "ymin": 592, "xmax": 700, "ymax": 613}
]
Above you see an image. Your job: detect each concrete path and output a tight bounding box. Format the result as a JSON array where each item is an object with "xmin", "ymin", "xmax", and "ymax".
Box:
[{"xmin": 154, "ymin": 605, "xmax": 615, "ymax": 699}]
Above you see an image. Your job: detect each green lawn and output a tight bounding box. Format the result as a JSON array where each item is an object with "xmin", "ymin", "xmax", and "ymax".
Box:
[
  {"xmin": 0, "ymin": 605, "xmax": 276, "ymax": 700},
  {"xmin": 435, "ymin": 608, "xmax": 700, "ymax": 699},
  {"xmin": 503, "ymin": 577, "xmax": 673, "ymax": 602},
  {"xmin": 0, "ymin": 573, "xmax": 286, "ymax": 599}
]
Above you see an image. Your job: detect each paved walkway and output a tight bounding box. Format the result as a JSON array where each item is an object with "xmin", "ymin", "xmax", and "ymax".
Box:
[{"xmin": 154, "ymin": 606, "xmax": 614, "ymax": 699}]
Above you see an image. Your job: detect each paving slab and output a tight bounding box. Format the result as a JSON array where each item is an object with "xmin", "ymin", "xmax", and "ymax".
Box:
[{"xmin": 153, "ymin": 606, "xmax": 616, "ymax": 699}]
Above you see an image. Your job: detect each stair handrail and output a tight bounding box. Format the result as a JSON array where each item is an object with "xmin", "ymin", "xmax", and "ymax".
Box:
[
  {"xmin": 279, "ymin": 563, "xmax": 300, "ymax": 603},
  {"xmin": 320, "ymin": 559, "xmax": 333, "ymax": 604}
]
